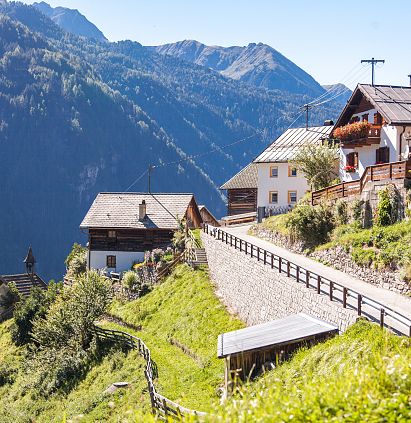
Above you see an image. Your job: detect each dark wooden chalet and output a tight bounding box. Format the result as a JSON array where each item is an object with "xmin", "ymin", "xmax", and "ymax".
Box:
[
  {"xmin": 80, "ymin": 193, "xmax": 203, "ymax": 272},
  {"xmin": 218, "ymin": 313, "xmax": 338, "ymax": 387},
  {"xmin": 198, "ymin": 205, "xmax": 220, "ymax": 227},
  {"xmin": 220, "ymin": 163, "xmax": 258, "ymax": 216}
]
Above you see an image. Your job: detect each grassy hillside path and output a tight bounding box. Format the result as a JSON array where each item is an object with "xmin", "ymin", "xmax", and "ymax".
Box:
[{"xmin": 219, "ymin": 224, "xmax": 411, "ymax": 333}]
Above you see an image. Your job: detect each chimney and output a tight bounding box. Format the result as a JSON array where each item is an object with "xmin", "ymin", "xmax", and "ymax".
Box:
[{"xmin": 139, "ymin": 200, "xmax": 147, "ymax": 221}]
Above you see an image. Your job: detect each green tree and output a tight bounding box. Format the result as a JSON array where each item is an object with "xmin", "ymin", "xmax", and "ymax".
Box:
[{"xmin": 291, "ymin": 141, "xmax": 339, "ymax": 191}]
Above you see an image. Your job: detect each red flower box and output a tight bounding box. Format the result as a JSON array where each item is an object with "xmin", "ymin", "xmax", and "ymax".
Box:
[
  {"xmin": 343, "ymin": 165, "xmax": 356, "ymax": 173},
  {"xmin": 333, "ymin": 121, "xmax": 371, "ymax": 142}
]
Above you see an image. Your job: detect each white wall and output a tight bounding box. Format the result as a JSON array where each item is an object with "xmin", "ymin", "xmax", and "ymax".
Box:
[
  {"xmin": 89, "ymin": 251, "xmax": 145, "ymax": 273},
  {"xmin": 340, "ymin": 111, "xmax": 406, "ymax": 182},
  {"xmin": 257, "ymin": 162, "xmax": 309, "ymax": 209}
]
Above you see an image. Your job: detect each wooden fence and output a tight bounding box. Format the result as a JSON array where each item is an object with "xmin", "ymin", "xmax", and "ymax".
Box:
[
  {"xmin": 312, "ymin": 159, "xmax": 411, "ymax": 205},
  {"xmin": 93, "ymin": 326, "xmax": 207, "ymax": 421},
  {"xmin": 203, "ymin": 224, "xmax": 411, "ymax": 338}
]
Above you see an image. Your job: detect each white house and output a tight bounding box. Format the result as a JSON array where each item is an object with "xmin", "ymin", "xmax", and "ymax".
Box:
[
  {"xmin": 334, "ymin": 84, "xmax": 411, "ymax": 182},
  {"xmin": 253, "ymin": 125, "xmax": 333, "ymax": 215},
  {"xmin": 80, "ymin": 192, "xmax": 203, "ymax": 273}
]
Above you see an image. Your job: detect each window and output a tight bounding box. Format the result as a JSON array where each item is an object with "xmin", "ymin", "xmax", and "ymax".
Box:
[
  {"xmin": 376, "ymin": 146, "xmax": 389, "ymax": 164},
  {"xmin": 288, "ymin": 166, "xmax": 297, "ymax": 177},
  {"xmin": 106, "ymin": 255, "xmax": 116, "ymax": 268},
  {"xmin": 362, "ymin": 114, "xmax": 369, "ymax": 122},
  {"xmin": 270, "ymin": 166, "xmax": 278, "ymax": 178},
  {"xmin": 108, "ymin": 230, "xmax": 116, "ymax": 238},
  {"xmin": 346, "ymin": 152, "xmax": 359, "ymax": 168},
  {"xmin": 373, "ymin": 112, "xmax": 380, "ymax": 125},
  {"xmin": 269, "ymin": 191, "xmax": 278, "ymax": 204},
  {"xmin": 288, "ymin": 191, "xmax": 297, "ymax": 203}
]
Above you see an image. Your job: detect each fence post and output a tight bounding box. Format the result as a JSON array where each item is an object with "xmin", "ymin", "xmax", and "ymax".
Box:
[
  {"xmin": 271, "ymin": 254, "xmax": 274, "ymax": 269},
  {"xmin": 257, "ymin": 247, "xmax": 260, "ymax": 261},
  {"xmin": 357, "ymin": 294, "xmax": 362, "ymax": 316},
  {"xmin": 279, "ymin": 257, "xmax": 282, "ymax": 273},
  {"xmin": 287, "ymin": 261, "xmax": 290, "ymax": 277},
  {"xmin": 343, "ymin": 287, "xmax": 347, "ymax": 308},
  {"xmin": 239, "ymin": 239, "xmax": 242, "ymax": 252},
  {"xmin": 329, "ymin": 281, "xmax": 333, "ymax": 301},
  {"xmin": 296, "ymin": 266, "xmax": 300, "ymax": 283},
  {"xmin": 317, "ymin": 276, "xmax": 321, "ymax": 294},
  {"xmin": 251, "ymin": 244, "xmax": 253, "ymax": 258},
  {"xmin": 306, "ymin": 270, "xmax": 310, "ymax": 288},
  {"xmin": 380, "ymin": 309, "xmax": 385, "ymax": 328}
]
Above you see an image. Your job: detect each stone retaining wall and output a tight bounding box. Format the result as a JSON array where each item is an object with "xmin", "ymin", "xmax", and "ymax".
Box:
[
  {"xmin": 202, "ymin": 232, "xmax": 357, "ymax": 332},
  {"xmin": 251, "ymin": 226, "xmax": 411, "ymax": 296}
]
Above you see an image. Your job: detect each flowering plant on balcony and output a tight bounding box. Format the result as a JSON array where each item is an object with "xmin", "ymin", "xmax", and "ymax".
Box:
[
  {"xmin": 343, "ymin": 165, "xmax": 356, "ymax": 173},
  {"xmin": 333, "ymin": 121, "xmax": 371, "ymax": 142}
]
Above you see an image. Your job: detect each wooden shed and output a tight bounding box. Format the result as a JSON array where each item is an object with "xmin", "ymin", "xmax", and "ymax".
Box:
[
  {"xmin": 220, "ymin": 163, "xmax": 257, "ymax": 216},
  {"xmin": 218, "ymin": 313, "xmax": 338, "ymax": 386}
]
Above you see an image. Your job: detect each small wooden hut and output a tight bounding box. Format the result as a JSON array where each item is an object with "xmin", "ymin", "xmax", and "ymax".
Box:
[{"xmin": 218, "ymin": 313, "xmax": 338, "ymax": 387}]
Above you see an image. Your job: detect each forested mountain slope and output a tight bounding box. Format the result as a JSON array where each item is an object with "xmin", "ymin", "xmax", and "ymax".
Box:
[{"xmin": 0, "ymin": 2, "xmax": 341, "ymax": 279}]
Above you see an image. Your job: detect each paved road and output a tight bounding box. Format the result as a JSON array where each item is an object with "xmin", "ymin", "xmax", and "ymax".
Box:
[{"xmin": 220, "ymin": 224, "xmax": 411, "ymax": 335}]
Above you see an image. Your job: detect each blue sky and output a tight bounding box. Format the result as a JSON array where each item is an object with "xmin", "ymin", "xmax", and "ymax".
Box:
[{"xmin": 20, "ymin": 0, "xmax": 411, "ymax": 88}]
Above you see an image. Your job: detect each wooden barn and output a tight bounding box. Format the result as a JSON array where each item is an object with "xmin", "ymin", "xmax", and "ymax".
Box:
[
  {"xmin": 80, "ymin": 192, "xmax": 203, "ymax": 273},
  {"xmin": 220, "ymin": 163, "xmax": 258, "ymax": 216},
  {"xmin": 198, "ymin": 205, "xmax": 220, "ymax": 227},
  {"xmin": 218, "ymin": 313, "xmax": 338, "ymax": 387}
]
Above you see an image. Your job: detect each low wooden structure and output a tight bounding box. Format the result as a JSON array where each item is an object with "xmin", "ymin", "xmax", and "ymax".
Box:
[
  {"xmin": 218, "ymin": 313, "xmax": 338, "ymax": 385},
  {"xmin": 198, "ymin": 205, "xmax": 220, "ymax": 227},
  {"xmin": 312, "ymin": 159, "xmax": 411, "ymax": 205},
  {"xmin": 220, "ymin": 211, "xmax": 257, "ymax": 226},
  {"xmin": 220, "ymin": 163, "xmax": 258, "ymax": 216}
]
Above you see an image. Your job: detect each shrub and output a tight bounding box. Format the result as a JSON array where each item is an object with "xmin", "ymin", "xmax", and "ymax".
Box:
[
  {"xmin": 122, "ymin": 270, "xmax": 140, "ymax": 293},
  {"xmin": 334, "ymin": 200, "xmax": 348, "ymax": 225},
  {"xmin": 11, "ymin": 282, "xmax": 60, "ymax": 346},
  {"xmin": 286, "ymin": 203, "xmax": 335, "ymax": 248},
  {"xmin": 374, "ymin": 186, "xmax": 400, "ymax": 227},
  {"xmin": 350, "ymin": 199, "xmax": 364, "ymax": 226},
  {"xmin": 27, "ymin": 271, "xmax": 112, "ymax": 394},
  {"xmin": 65, "ymin": 243, "xmax": 87, "ymax": 276}
]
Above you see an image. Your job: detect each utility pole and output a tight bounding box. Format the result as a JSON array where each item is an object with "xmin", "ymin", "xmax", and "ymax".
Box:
[
  {"xmin": 147, "ymin": 164, "xmax": 153, "ymax": 193},
  {"xmin": 302, "ymin": 104, "xmax": 312, "ymax": 129},
  {"xmin": 361, "ymin": 57, "xmax": 385, "ymax": 86}
]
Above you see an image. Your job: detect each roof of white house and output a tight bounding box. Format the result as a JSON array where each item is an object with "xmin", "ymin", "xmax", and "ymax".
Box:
[
  {"xmin": 253, "ymin": 125, "xmax": 333, "ymax": 163},
  {"xmin": 335, "ymin": 84, "xmax": 411, "ymax": 127},
  {"xmin": 80, "ymin": 192, "xmax": 196, "ymax": 230},
  {"xmin": 220, "ymin": 163, "xmax": 258, "ymax": 190}
]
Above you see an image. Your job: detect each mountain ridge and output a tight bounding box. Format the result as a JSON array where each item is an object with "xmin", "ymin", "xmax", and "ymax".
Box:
[
  {"xmin": 33, "ymin": 1, "xmax": 107, "ymax": 41},
  {"xmin": 150, "ymin": 39, "xmax": 325, "ymax": 97}
]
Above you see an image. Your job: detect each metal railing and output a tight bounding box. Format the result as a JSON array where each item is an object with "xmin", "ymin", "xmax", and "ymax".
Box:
[
  {"xmin": 202, "ymin": 224, "xmax": 411, "ymax": 338},
  {"xmin": 93, "ymin": 326, "xmax": 206, "ymax": 421}
]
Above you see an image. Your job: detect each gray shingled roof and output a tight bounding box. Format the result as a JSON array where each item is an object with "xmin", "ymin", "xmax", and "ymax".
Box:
[
  {"xmin": 335, "ymin": 84, "xmax": 411, "ymax": 127},
  {"xmin": 80, "ymin": 193, "xmax": 195, "ymax": 230},
  {"xmin": 217, "ymin": 313, "xmax": 338, "ymax": 358},
  {"xmin": 0, "ymin": 274, "xmax": 47, "ymax": 297},
  {"xmin": 220, "ymin": 163, "xmax": 258, "ymax": 190},
  {"xmin": 253, "ymin": 126, "xmax": 333, "ymax": 163},
  {"xmin": 360, "ymin": 85, "xmax": 411, "ymax": 124}
]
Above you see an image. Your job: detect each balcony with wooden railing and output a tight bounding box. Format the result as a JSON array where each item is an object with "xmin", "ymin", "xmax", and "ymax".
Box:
[
  {"xmin": 312, "ymin": 159, "xmax": 411, "ymax": 205},
  {"xmin": 333, "ymin": 122, "xmax": 381, "ymax": 148}
]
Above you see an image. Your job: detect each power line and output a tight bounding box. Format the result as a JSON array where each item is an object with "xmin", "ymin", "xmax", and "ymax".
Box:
[{"xmin": 124, "ymin": 169, "xmax": 148, "ymax": 192}]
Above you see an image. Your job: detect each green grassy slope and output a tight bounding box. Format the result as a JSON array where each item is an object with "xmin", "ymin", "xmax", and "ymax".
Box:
[
  {"xmin": 0, "ymin": 319, "xmax": 151, "ymax": 422},
  {"xmin": 108, "ymin": 264, "xmax": 244, "ymax": 410},
  {"xmin": 206, "ymin": 320, "xmax": 411, "ymax": 422},
  {"xmin": 0, "ymin": 264, "xmax": 243, "ymax": 421}
]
